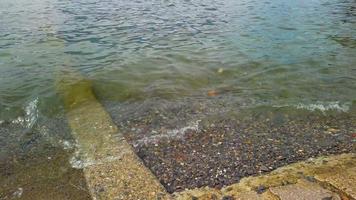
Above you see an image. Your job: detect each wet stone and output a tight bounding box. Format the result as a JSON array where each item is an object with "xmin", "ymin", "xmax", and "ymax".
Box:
[{"xmin": 255, "ymin": 185, "xmax": 267, "ymax": 194}]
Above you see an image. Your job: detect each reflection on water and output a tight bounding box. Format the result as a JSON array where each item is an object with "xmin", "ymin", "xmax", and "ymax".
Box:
[{"xmin": 0, "ymin": 0, "xmax": 355, "ymax": 197}]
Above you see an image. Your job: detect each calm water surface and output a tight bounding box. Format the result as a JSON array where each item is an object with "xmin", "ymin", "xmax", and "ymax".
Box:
[{"xmin": 0, "ymin": 0, "xmax": 355, "ymax": 198}]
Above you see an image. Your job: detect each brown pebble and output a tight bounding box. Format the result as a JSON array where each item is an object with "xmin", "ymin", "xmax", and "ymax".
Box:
[{"xmin": 207, "ymin": 90, "xmax": 218, "ymax": 97}]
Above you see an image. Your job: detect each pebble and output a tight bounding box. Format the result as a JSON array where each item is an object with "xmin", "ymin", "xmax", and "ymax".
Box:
[
  {"xmin": 260, "ymin": 166, "xmax": 269, "ymax": 172},
  {"xmin": 207, "ymin": 90, "xmax": 218, "ymax": 97},
  {"xmin": 256, "ymin": 185, "xmax": 267, "ymax": 194}
]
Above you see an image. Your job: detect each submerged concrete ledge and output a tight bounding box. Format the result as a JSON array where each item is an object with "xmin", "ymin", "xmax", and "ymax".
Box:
[{"xmin": 57, "ymin": 72, "xmax": 169, "ymax": 200}]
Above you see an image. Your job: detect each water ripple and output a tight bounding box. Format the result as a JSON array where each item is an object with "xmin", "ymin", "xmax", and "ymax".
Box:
[{"xmin": 0, "ymin": 0, "xmax": 355, "ymax": 116}]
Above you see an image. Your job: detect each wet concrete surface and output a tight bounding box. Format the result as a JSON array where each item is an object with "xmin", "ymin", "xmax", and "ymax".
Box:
[
  {"xmin": 57, "ymin": 74, "xmax": 169, "ymax": 200},
  {"xmin": 104, "ymin": 99, "xmax": 356, "ymax": 193}
]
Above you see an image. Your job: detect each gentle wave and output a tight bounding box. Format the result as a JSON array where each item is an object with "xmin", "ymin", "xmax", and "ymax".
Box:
[
  {"xmin": 133, "ymin": 120, "xmax": 201, "ymax": 147},
  {"xmin": 274, "ymin": 101, "xmax": 351, "ymax": 113}
]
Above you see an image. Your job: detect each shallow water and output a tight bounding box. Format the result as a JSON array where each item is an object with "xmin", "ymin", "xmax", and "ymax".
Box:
[
  {"xmin": 0, "ymin": 0, "xmax": 355, "ymax": 197},
  {"xmin": 1, "ymin": 0, "xmax": 355, "ymax": 113}
]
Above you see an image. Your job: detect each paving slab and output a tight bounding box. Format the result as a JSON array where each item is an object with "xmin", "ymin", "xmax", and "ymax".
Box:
[
  {"xmin": 57, "ymin": 73, "xmax": 169, "ymax": 200},
  {"xmin": 269, "ymin": 179, "xmax": 340, "ymax": 200}
]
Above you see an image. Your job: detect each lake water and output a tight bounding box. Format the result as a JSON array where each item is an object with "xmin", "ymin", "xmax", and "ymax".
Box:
[{"xmin": 0, "ymin": 0, "xmax": 355, "ymax": 198}]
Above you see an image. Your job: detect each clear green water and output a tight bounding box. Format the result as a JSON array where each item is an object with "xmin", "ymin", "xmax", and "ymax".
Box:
[
  {"xmin": 1, "ymin": 0, "xmax": 355, "ymax": 114},
  {"xmin": 0, "ymin": 0, "xmax": 355, "ymax": 198}
]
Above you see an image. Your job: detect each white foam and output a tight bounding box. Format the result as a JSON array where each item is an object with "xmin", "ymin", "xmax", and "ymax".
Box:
[
  {"xmin": 9, "ymin": 98, "xmax": 39, "ymax": 128},
  {"xmin": 295, "ymin": 102, "xmax": 350, "ymax": 112},
  {"xmin": 69, "ymin": 141, "xmax": 128, "ymax": 169},
  {"xmin": 62, "ymin": 140, "xmax": 74, "ymax": 150},
  {"xmin": 70, "ymin": 154, "xmax": 96, "ymax": 169},
  {"xmin": 24, "ymin": 98, "xmax": 39, "ymax": 128},
  {"xmin": 133, "ymin": 120, "xmax": 201, "ymax": 147},
  {"xmin": 11, "ymin": 116, "xmax": 25, "ymax": 125},
  {"xmin": 274, "ymin": 101, "xmax": 350, "ymax": 113},
  {"xmin": 12, "ymin": 188, "xmax": 23, "ymax": 198},
  {"xmin": 69, "ymin": 152, "xmax": 123, "ymax": 169},
  {"xmin": 69, "ymin": 142, "xmax": 96, "ymax": 169}
]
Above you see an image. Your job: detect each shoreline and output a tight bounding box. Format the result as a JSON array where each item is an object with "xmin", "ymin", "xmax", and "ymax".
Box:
[{"xmin": 104, "ymin": 100, "xmax": 355, "ymax": 193}]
